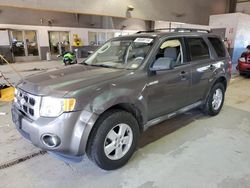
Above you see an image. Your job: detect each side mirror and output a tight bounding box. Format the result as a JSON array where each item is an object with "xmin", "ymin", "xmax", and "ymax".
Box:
[{"xmin": 150, "ymin": 58, "xmax": 174, "ymax": 72}]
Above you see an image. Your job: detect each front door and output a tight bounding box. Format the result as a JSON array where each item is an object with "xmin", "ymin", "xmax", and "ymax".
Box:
[
  {"xmin": 48, "ymin": 31, "xmax": 70, "ymax": 59},
  {"xmin": 10, "ymin": 30, "xmax": 39, "ymax": 62},
  {"xmin": 147, "ymin": 38, "xmax": 191, "ymax": 120}
]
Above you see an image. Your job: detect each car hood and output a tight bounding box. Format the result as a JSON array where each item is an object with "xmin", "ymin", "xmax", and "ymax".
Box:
[{"xmin": 17, "ymin": 65, "xmax": 127, "ymax": 97}]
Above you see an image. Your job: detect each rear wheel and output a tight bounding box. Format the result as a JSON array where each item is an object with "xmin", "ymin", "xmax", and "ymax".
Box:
[
  {"xmin": 202, "ymin": 82, "xmax": 225, "ymax": 116},
  {"xmin": 86, "ymin": 109, "xmax": 139, "ymax": 170}
]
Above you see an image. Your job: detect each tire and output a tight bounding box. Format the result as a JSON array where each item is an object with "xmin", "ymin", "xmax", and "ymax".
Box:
[
  {"xmin": 86, "ymin": 109, "xmax": 140, "ymax": 170},
  {"xmin": 239, "ymin": 72, "xmax": 245, "ymax": 76},
  {"xmin": 203, "ymin": 82, "xmax": 225, "ymax": 116}
]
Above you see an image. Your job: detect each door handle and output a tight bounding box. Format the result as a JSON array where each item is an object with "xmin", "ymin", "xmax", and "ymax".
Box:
[
  {"xmin": 180, "ymin": 71, "xmax": 186, "ymax": 76},
  {"xmin": 180, "ymin": 71, "xmax": 187, "ymax": 80},
  {"xmin": 209, "ymin": 64, "xmax": 215, "ymax": 71}
]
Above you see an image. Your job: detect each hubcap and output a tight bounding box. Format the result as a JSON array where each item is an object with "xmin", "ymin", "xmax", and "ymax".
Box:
[
  {"xmin": 212, "ymin": 88, "xmax": 223, "ymax": 111},
  {"xmin": 104, "ymin": 123, "xmax": 133, "ymax": 160}
]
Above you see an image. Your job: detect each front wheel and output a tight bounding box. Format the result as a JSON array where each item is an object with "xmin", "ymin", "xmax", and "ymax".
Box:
[
  {"xmin": 202, "ymin": 82, "xmax": 225, "ymax": 116},
  {"xmin": 86, "ymin": 110, "xmax": 139, "ymax": 170},
  {"xmin": 63, "ymin": 61, "xmax": 68, "ymax": 66}
]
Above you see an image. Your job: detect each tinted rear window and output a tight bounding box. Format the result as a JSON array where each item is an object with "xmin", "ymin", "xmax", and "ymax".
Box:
[
  {"xmin": 186, "ymin": 38, "xmax": 210, "ymax": 61},
  {"xmin": 208, "ymin": 37, "xmax": 226, "ymax": 58}
]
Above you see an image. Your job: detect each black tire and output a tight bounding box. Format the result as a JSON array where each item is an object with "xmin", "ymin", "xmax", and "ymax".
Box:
[
  {"xmin": 203, "ymin": 82, "xmax": 225, "ymax": 116},
  {"xmin": 239, "ymin": 72, "xmax": 245, "ymax": 76},
  {"xmin": 86, "ymin": 109, "xmax": 140, "ymax": 170},
  {"xmin": 74, "ymin": 59, "xmax": 78, "ymax": 64}
]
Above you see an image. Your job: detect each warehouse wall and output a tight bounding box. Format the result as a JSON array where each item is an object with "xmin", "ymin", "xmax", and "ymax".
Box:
[
  {"xmin": 210, "ymin": 13, "xmax": 250, "ymax": 65},
  {"xmin": 0, "ymin": 30, "xmax": 12, "ymax": 63},
  {"xmin": 236, "ymin": 2, "xmax": 250, "ymax": 14},
  {"xmin": 232, "ymin": 14, "xmax": 250, "ymax": 64},
  {"xmin": 210, "ymin": 13, "xmax": 239, "ymax": 64},
  {"xmin": 0, "ymin": 0, "xmax": 229, "ymax": 25},
  {"xmin": 0, "ymin": 23, "xmax": 137, "ymax": 61}
]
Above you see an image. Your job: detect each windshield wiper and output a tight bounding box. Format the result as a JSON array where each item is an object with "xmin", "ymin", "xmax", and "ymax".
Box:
[
  {"xmin": 81, "ymin": 62, "xmax": 90, "ymax": 66},
  {"xmin": 81, "ymin": 62, "xmax": 122, "ymax": 69},
  {"xmin": 90, "ymin": 64, "xmax": 116, "ymax": 69}
]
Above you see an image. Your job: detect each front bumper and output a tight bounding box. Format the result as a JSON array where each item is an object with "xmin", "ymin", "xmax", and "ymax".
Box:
[{"xmin": 11, "ymin": 104, "xmax": 98, "ymax": 158}]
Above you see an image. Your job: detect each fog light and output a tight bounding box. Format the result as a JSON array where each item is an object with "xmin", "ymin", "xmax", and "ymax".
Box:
[{"xmin": 42, "ymin": 134, "xmax": 61, "ymax": 148}]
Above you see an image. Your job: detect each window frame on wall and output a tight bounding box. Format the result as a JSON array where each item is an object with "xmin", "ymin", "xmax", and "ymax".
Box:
[
  {"xmin": 10, "ymin": 29, "xmax": 39, "ymax": 58},
  {"xmin": 88, "ymin": 31, "xmax": 117, "ymax": 46},
  {"xmin": 48, "ymin": 31, "xmax": 71, "ymax": 55}
]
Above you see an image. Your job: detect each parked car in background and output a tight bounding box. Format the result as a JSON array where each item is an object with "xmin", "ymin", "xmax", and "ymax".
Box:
[
  {"xmin": 12, "ymin": 28, "xmax": 231, "ymax": 170},
  {"xmin": 237, "ymin": 45, "xmax": 250, "ymax": 75}
]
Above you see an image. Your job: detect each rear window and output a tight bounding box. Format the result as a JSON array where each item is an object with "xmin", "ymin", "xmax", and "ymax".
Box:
[
  {"xmin": 208, "ymin": 37, "xmax": 226, "ymax": 58},
  {"xmin": 186, "ymin": 38, "xmax": 210, "ymax": 61}
]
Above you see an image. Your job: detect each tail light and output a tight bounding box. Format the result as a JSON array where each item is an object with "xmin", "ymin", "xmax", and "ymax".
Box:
[{"xmin": 227, "ymin": 60, "xmax": 232, "ymax": 75}]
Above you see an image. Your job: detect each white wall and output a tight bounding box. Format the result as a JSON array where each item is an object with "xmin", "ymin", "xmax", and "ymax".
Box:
[
  {"xmin": 210, "ymin": 13, "xmax": 250, "ymax": 64},
  {"xmin": 209, "ymin": 13, "xmax": 239, "ymax": 48},
  {"xmin": 0, "ymin": 30, "xmax": 10, "ymax": 45},
  {"xmin": 233, "ymin": 14, "xmax": 250, "ymax": 64}
]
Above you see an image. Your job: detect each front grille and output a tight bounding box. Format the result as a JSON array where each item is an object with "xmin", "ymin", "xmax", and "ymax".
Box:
[{"xmin": 14, "ymin": 89, "xmax": 41, "ymax": 120}]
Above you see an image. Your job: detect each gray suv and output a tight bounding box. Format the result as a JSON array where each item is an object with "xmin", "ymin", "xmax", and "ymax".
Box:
[{"xmin": 12, "ymin": 29, "xmax": 231, "ymax": 170}]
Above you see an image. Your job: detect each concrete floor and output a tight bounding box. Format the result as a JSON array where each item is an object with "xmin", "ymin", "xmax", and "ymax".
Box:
[{"xmin": 1, "ymin": 62, "xmax": 250, "ymax": 188}]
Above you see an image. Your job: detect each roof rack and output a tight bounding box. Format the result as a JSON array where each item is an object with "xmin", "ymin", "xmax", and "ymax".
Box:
[
  {"xmin": 174, "ymin": 28, "xmax": 211, "ymax": 33},
  {"xmin": 136, "ymin": 27, "xmax": 211, "ymax": 34}
]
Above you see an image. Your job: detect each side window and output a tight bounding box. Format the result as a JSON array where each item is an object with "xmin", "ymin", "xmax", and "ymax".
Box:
[
  {"xmin": 208, "ymin": 37, "xmax": 226, "ymax": 58},
  {"xmin": 186, "ymin": 38, "xmax": 210, "ymax": 61},
  {"xmin": 153, "ymin": 38, "xmax": 184, "ymax": 68}
]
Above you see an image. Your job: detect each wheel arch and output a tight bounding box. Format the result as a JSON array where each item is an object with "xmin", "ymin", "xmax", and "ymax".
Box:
[
  {"xmin": 213, "ymin": 76, "xmax": 227, "ymax": 91},
  {"xmin": 84, "ymin": 102, "xmax": 145, "ymax": 155},
  {"xmin": 104, "ymin": 103, "xmax": 144, "ymax": 133},
  {"xmin": 204, "ymin": 75, "xmax": 228, "ymax": 104}
]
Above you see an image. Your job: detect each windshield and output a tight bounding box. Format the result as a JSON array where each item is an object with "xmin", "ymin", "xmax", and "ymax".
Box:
[{"xmin": 84, "ymin": 37, "xmax": 154, "ymax": 70}]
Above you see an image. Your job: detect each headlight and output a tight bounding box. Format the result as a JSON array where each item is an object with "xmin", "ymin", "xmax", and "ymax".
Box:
[
  {"xmin": 40, "ymin": 97, "xmax": 76, "ymax": 117},
  {"xmin": 14, "ymin": 88, "xmax": 18, "ymax": 103}
]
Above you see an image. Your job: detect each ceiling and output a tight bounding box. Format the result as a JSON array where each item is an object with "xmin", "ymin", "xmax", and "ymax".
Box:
[
  {"xmin": 0, "ymin": 0, "xmax": 230, "ymax": 25},
  {"xmin": 237, "ymin": 0, "xmax": 250, "ymax": 3}
]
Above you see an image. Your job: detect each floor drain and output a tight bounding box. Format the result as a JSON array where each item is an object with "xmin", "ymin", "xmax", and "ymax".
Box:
[{"xmin": 0, "ymin": 150, "xmax": 47, "ymax": 170}]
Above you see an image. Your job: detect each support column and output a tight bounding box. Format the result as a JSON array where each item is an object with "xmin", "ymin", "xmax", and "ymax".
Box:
[{"xmin": 229, "ymin": 0, "xmax": 237, "ymax": 13}]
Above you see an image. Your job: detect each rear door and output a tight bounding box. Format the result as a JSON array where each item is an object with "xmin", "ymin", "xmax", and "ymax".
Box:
[{"xmin": 185, "ymin": 37, "xmax": 214, "ymax": 102}]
